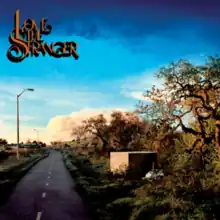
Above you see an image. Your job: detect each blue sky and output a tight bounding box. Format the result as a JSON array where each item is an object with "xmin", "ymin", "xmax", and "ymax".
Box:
[{"xmin": 0, "ymin": 0, "xmax": 219, "ymax": 143}]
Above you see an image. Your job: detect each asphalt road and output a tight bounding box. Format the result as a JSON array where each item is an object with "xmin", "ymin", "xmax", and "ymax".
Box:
[{"xmin": 0, "ymin": 150, "xmax": 89, "ymax": 220}]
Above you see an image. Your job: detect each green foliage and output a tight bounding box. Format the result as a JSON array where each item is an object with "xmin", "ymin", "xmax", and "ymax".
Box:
[
  {"xmin": 63, "ymin": 152, "xmax": 139, "ymax": 219},
  {"xmin": 63, "ymin": 140, "xmax": 220, "ymax": 220},
  {"xmin": 106, "ymin": 197, "xmax": 135, "ymax": 220}
]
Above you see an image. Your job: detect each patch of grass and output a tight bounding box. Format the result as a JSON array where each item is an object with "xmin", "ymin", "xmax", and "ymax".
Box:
[{"xmin": 0, "ymin": 156, "xmax": 28, "ymax": 171}]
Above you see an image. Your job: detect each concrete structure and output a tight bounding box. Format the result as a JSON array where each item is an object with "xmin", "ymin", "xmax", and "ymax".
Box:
[
  {"xmin": 110, "ymin": 151, "xmax": 158, "ymax": 178},
  {"xmin": 110, "ymin": 152, "xmax": 129, "ymax": 173}
]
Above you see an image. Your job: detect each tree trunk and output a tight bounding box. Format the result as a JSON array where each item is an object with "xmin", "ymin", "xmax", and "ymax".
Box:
[
  {"xmin": 101, "ymin": 140, "xmax": 109, "ymax": 156},
  {"xmin": 215, "ymin": 120, "xmax": 220, "ymax": 148}
]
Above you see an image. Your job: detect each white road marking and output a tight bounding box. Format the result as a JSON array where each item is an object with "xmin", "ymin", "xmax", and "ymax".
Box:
[
  {"xmin": 46, "ymin": 182, "xmax": 49, "ymax": 186},
  {"xmin": 36, "ymin": 212, "xmax": 43, "ymax": 220},
  {"xmin": 42, "ymin": 192, "xmax": 46, "ymax": 198},
  {"xmin": 48, "ymin": 176, "xmax": 50, "ymax": 179}
]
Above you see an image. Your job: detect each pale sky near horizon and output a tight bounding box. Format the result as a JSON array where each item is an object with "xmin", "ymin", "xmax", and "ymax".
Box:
[{"xmin": 0, "ymin": 0, "xmax": 219, "ymax": 143}]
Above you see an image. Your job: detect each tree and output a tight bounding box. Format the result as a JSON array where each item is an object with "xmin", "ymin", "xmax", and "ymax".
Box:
[
  {"xmin": 130, "ymin": 56, "xmax": 220, "ymax": 219},
  {"xmin": 82, "ymin": 114, "xmax": 109, "ymax": 153},
  {"xmin": 40, "ymin": 142, "xmax": 46, "ymax": 147},
  {"xmin": 81, "ymin": 111, "xmax": 149, "ymax": 154},
  {"xmin": 108, "ymin": 111, "xmax": 147, "ymax": 151},
  {"xmin": 137, "ymin": 98, "xmax": 179, "ymax": 152},
  {"xmin": 137, "ymin": 56, "xmax": 220, "ymax": 166},
  {"xmin": 72, "ymin": 124, "xmax": 87, "ymax": 143},
  {"xmin": 0, "ymin": 138, "xmax": 7, "ymax": 145},
  {"xmin": 50, "ymin": 141, "xmax": 62, "ymax": 146},
  {"xmin": 146, "ymin": 58, "xmax": 219, "ymax": 146}
]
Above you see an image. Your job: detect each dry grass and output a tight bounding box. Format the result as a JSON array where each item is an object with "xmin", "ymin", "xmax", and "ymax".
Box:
[
  {"xmin": 6, "ymin": 148, "xmax": 38, "ymax": 154},
  {"xmin": 0, "ymin": 148, "xmax": 41, "ymax": 171},
  {"xmin": 0, "ymin": 155, "xmax": 29, "ymax": 171}
]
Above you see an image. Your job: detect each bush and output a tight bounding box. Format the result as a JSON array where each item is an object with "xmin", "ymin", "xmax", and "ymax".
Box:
[
  {"xmin": 0, "ymin": 151, "xmax": 11, "ymax": 161},
  {"xmin": 106, "ymin": 197, "xmax": 134, "ymax": 220},
  {"xmin": 64, "ymin": 142, "xmax": 220, "ymax": 219},
  {"xmin": 63, "ymin": 152, "xmax": 146, "ymax": 220}
]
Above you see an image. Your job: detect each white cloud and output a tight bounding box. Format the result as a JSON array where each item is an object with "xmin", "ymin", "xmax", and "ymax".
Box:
[
  {"xmin": 0, "ymin": 81, "xmax": 108, "ymax": 109},
  {"xmin": 121, "ymin": 90, "xmax": 151, "ymax": 101},
  {"xmin": 0, "ymin": 76, "xmax": 140, "ymax": 144},
  {"xmin": 0, "ymin": 107, "xmax": 129, "ymax": 144},
  {"xmin": 46, "ymin": 107, "xmax": 128, "ymax": 142},
  {"xmin": 47, "ymin": 100, "xmax": 76, "ymax": 107},
  {"xmin": 120, "ymin": 70, "xmax": 163, "ymax": 100}
]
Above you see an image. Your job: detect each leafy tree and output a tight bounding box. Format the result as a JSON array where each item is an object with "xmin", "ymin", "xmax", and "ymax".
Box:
[
  {"xmin": 108, "ymin": 111, "xmax": 147, "ymax": 151},
  {"xmin": 138, "ymin": 57, "xmax": 220, "ymax": 160},
  {"xmin": 82, "ymin": 114, "xmax": 110, "ymax": 153},
  {"xmin": 81, "ymin": 111, "xmax": 149, "ymax": 154}
]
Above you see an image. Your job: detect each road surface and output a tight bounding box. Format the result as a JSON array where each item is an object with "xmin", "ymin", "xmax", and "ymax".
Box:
[{"xmin": 0, "ymin": 150, "xmax": 89, "ymax": 220}]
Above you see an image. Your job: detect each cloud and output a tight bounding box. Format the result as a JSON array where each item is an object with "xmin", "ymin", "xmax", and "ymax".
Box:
[
  {"xmin": 0, "ymin": 81, "xmax": 108, "ymax": 109},
  {"xmin": 46, "ymin": 100, "xmax": 77, "ymax": 107},
  {"xmin": 121, "ymin": 91, "xmax": 150, "ymax": 101},
  {"xmin": 46, "ymin": 107, "xmax": 128, "ymax": 142},
  {"xmin": 1, "ymin": 107, "xmax": 129, "ymax": 144},
  {"xmin": 1, "ymin": 0, "xmax": 220, "ymax": 51},
  {"xmin": 0, "ymin": 77, "xmax": 136, "ymax": 144},
  {"xmin": 0, "ymin": 114, "xmax": 35, "ymax": 121},
  {"xmin": 120, "ymin": 70, "xmax": 163, "ymax": 100}
]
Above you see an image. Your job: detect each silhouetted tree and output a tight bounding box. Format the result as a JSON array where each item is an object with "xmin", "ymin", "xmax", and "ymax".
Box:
[{"xmin": 0, "ymin": 138, "xmax": 7, "ymax": 145}]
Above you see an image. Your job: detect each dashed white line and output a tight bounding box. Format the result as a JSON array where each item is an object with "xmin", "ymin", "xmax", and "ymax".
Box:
[
  {"xmin": 46, "ymin": 182, "xmax": 49, "ymax": 186},
  {"xmin": 36, "ymin": 211, "xmax": 43, "ymax": 220},
  {"xmin": 48, "ymin": 176, "xmax": 50, "ymax": 179},
  {"xmin": 42, "ymin": 192, "xmax": 46, "ymax": 198}
]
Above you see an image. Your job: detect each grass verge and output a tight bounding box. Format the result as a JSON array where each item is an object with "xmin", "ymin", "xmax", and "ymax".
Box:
[{"xmin": 62, "ymin": 151, "xmax": 147, "ymax": 220}]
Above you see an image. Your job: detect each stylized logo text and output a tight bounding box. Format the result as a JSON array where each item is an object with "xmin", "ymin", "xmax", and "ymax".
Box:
[{"xmin": 7, "ymin": 9, "xmax": 79, "ymax": 63}]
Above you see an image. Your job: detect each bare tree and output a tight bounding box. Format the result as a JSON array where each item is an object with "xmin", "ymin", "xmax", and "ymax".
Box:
[{"xmin": 72, "ymin": 124, "xmax": 87, "ymax": 143}]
